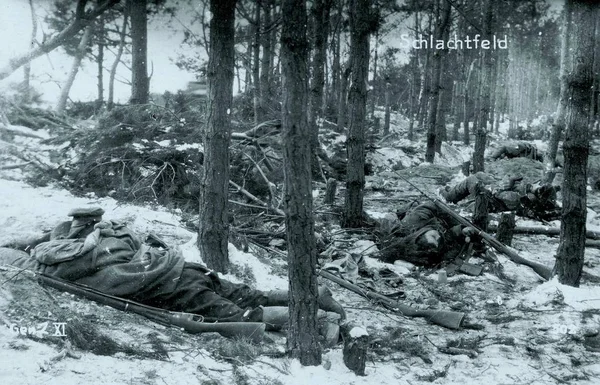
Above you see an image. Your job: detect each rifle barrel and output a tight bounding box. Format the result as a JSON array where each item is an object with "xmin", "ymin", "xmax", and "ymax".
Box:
[{"xmin": 37, "ymin": 273, "xmax": 265, "ymax": 340}]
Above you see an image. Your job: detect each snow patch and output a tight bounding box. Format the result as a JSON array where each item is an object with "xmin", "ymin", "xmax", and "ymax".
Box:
[
  {"xmin": 349, "ymin": 326, "xmax": 368, "ymax": 338},
  {"xmin": 521, "ymin": 277, "xmax": 600, "ymax": 311}
]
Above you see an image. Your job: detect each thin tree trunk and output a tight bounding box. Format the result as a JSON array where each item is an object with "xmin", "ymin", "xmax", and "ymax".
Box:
[
  {"xmin": 463, "ymin": 59, "xmax": 475, "ymax": 145},
  {"xmin": 342, "ymin": 0, "xmax": 370, "ymax": 228},
  {"xmin": 55, "ymin": 25, "xmax": 93, "ymax": 113},
  {"xmin": 553, "ymin": 0, "xmax": 596, "ymax": 287},
  {"xmin": 408, "ymin": 11, "xmax": 421, "ymax": 141},
  {"xmin": 337, "ymin": 66, "xmax": 350, "ymax": 132},
  {"xmin": 309, "ymin": 0, "xmax": 333, "ymax": 178},
  {"xmin": 383, "ymin": 82, "xmax": 391, "ymax": 135},
  {"xmin": 369, "ymin": 28, "xmax": 379, "ymax": 118},
  {"xmin": 281, "ymin": 0, "xmax": 321, "ymax": 365},
  {"xmin": 129, "ymin": 0, "xmax": 149, "ymax": 104},
  {"xmin": 544, "ymin": 0, "xmax": 573, "ymax": 184},
  {"xmin": 425, "ymin": 0, "xmax": 451, "ymax": 163},
  {"xmin": 198, "ymin": 0, "xmax": 236, "ymax": 273},
  {"xmin": 96, "ymin": 12, "xmax": 105, "ymax": 110},
  {"xmin": 108, "ymin": 9, "xmax": 128, "ymax": 111},
  {"xmin": 472, "ymin": 0, "xmax": 494, "ymax": 173},
  {"xmin": 260, "ymin": 0, "xmax": 272, "ymax": 112},
  {"xmin": 22, "ymin": 0, "xmax": 37, "ymax": 104},
  {"xmin": 252, "ymin": 0, "xmax": 262, "ymax": 125}
]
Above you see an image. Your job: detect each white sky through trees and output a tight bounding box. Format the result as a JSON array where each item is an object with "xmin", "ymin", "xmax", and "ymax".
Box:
[{"xmin": 0, "ymin": 0, "xmax": 195, "ymax": 106}]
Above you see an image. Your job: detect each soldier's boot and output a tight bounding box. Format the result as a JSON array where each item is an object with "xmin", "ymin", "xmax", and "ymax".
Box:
[{"xmin": 266, "ymin": 286, "xmax": 346, "ymax": 320}]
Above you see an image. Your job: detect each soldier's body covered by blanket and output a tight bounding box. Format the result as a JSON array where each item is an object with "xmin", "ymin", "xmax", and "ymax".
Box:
[
  {"xmin": 376, "ymin": 201, "xmax": 482, "ymax": 267},
  {"xmin": 0, "ymin": 208, "xmax": 345, "ymax": 331}
]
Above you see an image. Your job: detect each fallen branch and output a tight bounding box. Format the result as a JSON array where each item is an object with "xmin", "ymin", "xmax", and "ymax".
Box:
[
  {"xmin": 0, "ymin": 124, "xmax": 48, "ymax": 139},
  {"xmin": 0, "ymin": 140, "xmax": 54, "ymax": 172},
  {"xmin": 229, "ymin": 180, "xmax": 285, "ymax": 216},
  {"xmin": 0, "ymin": 162, "xmax": 32, "ymax": 170},
  {"xmin": 438, "ymin": 346, "xmax": 478, "ymax": 358}
]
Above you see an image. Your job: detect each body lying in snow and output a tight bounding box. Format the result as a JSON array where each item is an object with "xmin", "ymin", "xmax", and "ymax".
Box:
[
  {"xmin": 440, "ymin": 174, "xmax": 561, "ymax": 222},
  {"xmin": 376, "ymin": 201, "xmax": 482, "ymax": 267},
  {"xmin": 0, "ymin": 207, "xmax": 345, "ymax": 329}
]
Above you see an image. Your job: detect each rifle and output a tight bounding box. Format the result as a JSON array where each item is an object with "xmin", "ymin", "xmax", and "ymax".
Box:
[
  {"xmin": 397, "ymin": 175, "xmax": 552, "ymax": 280},
  {"xmin": 319, "ymin": 270, "xmax": 465, "ymax": 330},
  {"xmin": 36, "ymin": 273, "xmax": 266, "ymax": 341}
]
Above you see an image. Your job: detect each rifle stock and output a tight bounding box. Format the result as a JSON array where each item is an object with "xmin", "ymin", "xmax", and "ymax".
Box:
[
  {"xmin": 319, "ymin": 270, "xmax": 465, "ymax": 329},
  {"xmin": 37, "ymin": 273, "xmax": 265, "ymax": 341}
]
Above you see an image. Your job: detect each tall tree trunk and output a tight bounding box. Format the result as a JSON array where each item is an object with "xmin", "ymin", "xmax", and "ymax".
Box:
[
  {"xmin": 329, "ymin": 0, "xmax": 344, "ymax": 116},
  {"xmin": 108, "ymin": 9, "xmax": 128, "ymax": 111},
  {"xmin": 22, "ymin": 0, "xmax": 37, "ymax": 104},
  {"xmin": 309, "ymin": 0, "xmax": 334, "ymax": 178},
  {"xmin": 96, "ymin": 11, "xmax": 105, "ymax": 110},
  {"xmin": 0, "ymin": 0, "xmax": 118, "ymax": 81},
  {"xmin": 342, "ymin": 0, "xmax": 370, "ymax": 228},
  {"xmin": 472, "ymin": 0, "xmax": 494, "ymax": 173},
  {"xmin": 544, "ymin": 0, "xmax": 573, "ymax": 184},
  {"xmin": 198, "ymin": 0, "xmax": 236, "ymax": 273},
  {"xmin": 55, "ymin": 25, "xmax": 92, "ymax": 113},
  {"xmin": 337, "ymin": 65, "xmax": 350, "ymax": 132},
  {"xmin": 281, "ymin": 0, "xmax": 321, "ymax": 366},
  {"xmin": 252, "ymin": 0, "xmax": 262, "ymax": 125},
  {"xmin": 383, "ymin": 82, "xmax": 391, "ymax": 135},
  {"xmin": 129, "ymin": 0, "xmax": 149, "ymax": 104},
  {"xmin": 553, "ymin": 0, "xmax": 596, "ymax": 287},
  {"xmin": 408, "ymin": 12, "xmax": 420, "ymax": 141},
  {"xmin": 463, "ymin": 59, "xmax": 475, "ymax": 145},
  {"xmin": 416, "ymin": 14, "xmax": 431, "ymax": 131},
  {"xmin": 425, "ymin": 0, "xmax": 451, "ymax": 163},
  {"xmin": 369, "ymin": 28, "xmax": 379, "ymax": 118},
  {"xmin": 260, "ymin": 0, "xmax": 272, "ymax": 112}
]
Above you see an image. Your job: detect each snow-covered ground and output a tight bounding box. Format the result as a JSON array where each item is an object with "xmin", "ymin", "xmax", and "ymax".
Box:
[{"xmin": 1, "ymin": 112, "xmax": 600, "ymax": 385}]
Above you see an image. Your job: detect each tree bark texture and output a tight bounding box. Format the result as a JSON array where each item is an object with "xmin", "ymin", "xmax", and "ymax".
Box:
[
  {"xmin": 129, "ymin": 0, "xmax": 149, "ymax": 104},
  {"xmin": 309, "ymin": 0, "xmax": 333, "ymax": 178},
  {"xmin": 472, "ymin": 0, "xmax": 494, "ymax": 173},
  {"xmin": 343, "ymin": 0, "xmax": 371, "ymax": 228},
  {"xmin": 197, "ymin": 0, "xmax": 236, "ymax": 273},
  {"xmin": 252, "ymin": 0, "xmax": 262, "ymax": 125},
  {"xmin": 0, "ymin": 0, "xmax": 118, "ymax": 82},
  {"xmin": 544, "ymin": 0, "xmax": 573, "ymax": 184},
  {"xmin": 425, "ymin": 0, "xmax": 451, "ymax": 163},
  {"xmin": 553, "ymin": 0, "xmax": 596, "ymax": 287},
  {"xmin": 337, "ymin": 66, "xmax": 350, "ymax": 132},
  {"xmin": 496, "ymin": 213, "xmax": 516, "ymax": 246},
  {"xmin": 281, "ymin": 0, "xmax": 322, "ymax": 366}
]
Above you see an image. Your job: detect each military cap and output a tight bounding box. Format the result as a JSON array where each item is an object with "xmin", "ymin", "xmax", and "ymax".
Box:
[{"xmin": 68, "ymin": 207, "xmax": 105, "ymax": 218}]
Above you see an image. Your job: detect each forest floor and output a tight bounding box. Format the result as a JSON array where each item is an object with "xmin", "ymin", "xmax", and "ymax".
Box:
[{"xmin": 1, "ymin": 111, "xmax": 600, "ymax": 385}]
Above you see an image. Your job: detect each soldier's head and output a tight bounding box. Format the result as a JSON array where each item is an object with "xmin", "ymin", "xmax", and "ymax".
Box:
[
  {"xmin": 51, "ymin": 207, "xmax": 104, "ymax": 239},
  {"xmin": 415, "ymin": 229, "xmax": 442, "ymax": 251}
]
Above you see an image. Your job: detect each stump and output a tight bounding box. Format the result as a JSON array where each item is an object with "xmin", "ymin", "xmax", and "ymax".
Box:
[
  {"xmin": 496, "ymin": 212, "xmax": 516, "ymax": 246},
  {"xmin": 323, "ymin": 178, "xmax": 338, "ymax": 205},
  {"xmin": 341, "ymin": 324, "xmax": 369, "ymax": 376},
  {"xmin": 462, "ymin": 161, "xmax": 471, "ymax": 176},
  {"xmin": 472, "ymin": 184, "xmax": 489, "ymax": 232}
]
